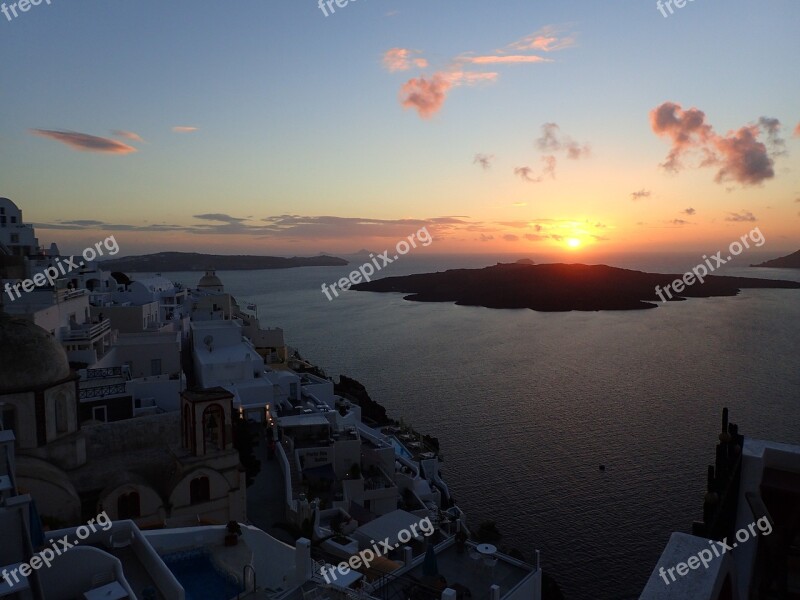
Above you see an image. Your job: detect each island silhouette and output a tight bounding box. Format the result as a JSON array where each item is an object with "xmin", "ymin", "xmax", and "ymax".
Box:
[{"xmin": 351, "ymin": 262, "xmax": 800, "ymax": 312}]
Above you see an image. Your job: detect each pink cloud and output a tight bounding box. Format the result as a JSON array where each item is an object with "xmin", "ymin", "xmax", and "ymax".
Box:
[
  {"xmin": 111, "ymin": 130, "xmax": 145, "ymax": 143},
  {"xmin": 650, "ymin": 102, "xmax": 780, "ymax": 186},
  {"xmin": 172, "ymin": 126, "xmax": 198, "ymax": 133},
  {"xmin": 399, "ymin": 75, "xmax": 452, "ymax": 119},
  {"xmin": 794, "ymin": 123, "xmax": 800, "ymax": 137},
  {"xmin": 463, "ymin": 55, "xmax": 551, "ymax": 65},
  {"xmin": 30, "ymin": 129, "xmax": 137, "ymax": 154},
  {"xmin": 383, "ymin": 48, "xmax": 428, "ymax": 72},
  {"xmin": 508, "ymin": 26, "xmax": 577, "ymax": 53}
]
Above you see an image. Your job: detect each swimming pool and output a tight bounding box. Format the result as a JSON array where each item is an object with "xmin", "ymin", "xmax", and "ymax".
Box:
[
  {"xmin": 162, "ymin": 550, "xmax": 243, "ymax": 600},
  {"xmin": 389, "ymin": 436, "xmax": 414, "ymax": 459}
]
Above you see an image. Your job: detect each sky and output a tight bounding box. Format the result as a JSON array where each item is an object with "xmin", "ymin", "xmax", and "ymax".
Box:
[{"xmin": 1, "ymin": 0, "xmax": 799, "ymax": 258}]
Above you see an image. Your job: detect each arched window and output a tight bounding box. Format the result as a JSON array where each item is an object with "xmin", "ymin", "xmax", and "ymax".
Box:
[
  {"xmin": 190, "ymin": 476, "xmax": 211, "ymax": 504},
  {"xmin": 202, "ymin": 404, "xmax": 225, "ymax": 452},
  {"xmin": 117, "ymin": 491, "xmax": 141, "ymax": 519}
]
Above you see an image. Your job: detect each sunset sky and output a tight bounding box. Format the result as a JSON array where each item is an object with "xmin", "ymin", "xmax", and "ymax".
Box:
[{"xmin": 1, "ymin": 0, "xmax": 798, "ymax": 257}]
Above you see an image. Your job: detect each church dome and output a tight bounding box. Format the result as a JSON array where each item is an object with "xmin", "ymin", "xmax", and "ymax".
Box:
[
  {"xmin": 0, "ymin": 314, "xmax": 72, "ymax": 393},
  {"xmin": 198, "ymin": 270, "xmax": 224, "ymax": 291}
]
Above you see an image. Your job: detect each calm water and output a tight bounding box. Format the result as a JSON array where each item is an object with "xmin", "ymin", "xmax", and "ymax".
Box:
[{"xmin": 159, "ymin": 252, "xmax": 800, "ymax": 600}]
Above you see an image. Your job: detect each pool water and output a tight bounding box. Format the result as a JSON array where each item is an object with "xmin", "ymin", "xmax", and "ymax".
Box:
[
  {"xmin": 162, "ymin": 550, "xmax": 243, "ymax": 600},
  {"xmin": 389, "ymin": 436, "xmax": 414, "ymax": 459}
]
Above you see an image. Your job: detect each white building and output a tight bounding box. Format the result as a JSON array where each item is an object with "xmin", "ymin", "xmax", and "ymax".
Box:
[{"xmin": 0, "ymin": 198, "xmax": 39, "ymax": 258}]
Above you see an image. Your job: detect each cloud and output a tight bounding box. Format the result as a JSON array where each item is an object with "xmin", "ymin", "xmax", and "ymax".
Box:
[
  {"xmin": 399, "ymin": 75, "xmax": 452, "ymax": 119},
  {"xmin": 503, "ymin": 234, "xmax": 520, "ymax": 242},
  {"xmin": 478, "ymin": 234, "xmax": 495, "ymax": 242},
  {"xmin": 683, "ymin": 208, "xmax": 696, "ymax": 215},
  {"xmin": 671, "ymin": 219, "xmax": 690, "ymax": 226},
  {"xmin": 725, "ymin": 210, "xmax": 757, "ymax": 222},
  {"xmin": 524, "ymin": 233, "xmax": 547, "ymax": 241},
  {"xmin": 172, "ymin": 126, "xmax": 198, "ymax": 133},
  {"xmin": 473, "ymin": 153, "xmax": 494, "ymax": 170},
  {"xmin": 391, "ymin": 27, "xmax": 573, "ymax": 119},
  {"xmin": 508, "ymin": 26, "xmax": 577, "ymax": 53},
  {"xmin": 794, "ymin": 123, "xmax": 800, "ymax": 138},
  {"xmin": 758, "ymin": 117, "xmax": 787, "ymax": 156},
  {"xmin": 511, "ymin": 202, "xmax": 527, "ymax": 207},
  {"xmin": 462, "ymin": 55, "xmax": 551, "ymax": 65},
  {"xmin": 630, "ymin": 189, "xmax": 651, "ymax": 201},
  {"xmin": 194, "ymin": 213, "xmax": 248, "ymax": 224},
  {"xmin": 650, "ymin": 102, "xmax": 781, "ymax": 186},
  {"xmin": 536, "ymin": 123, "xmax": 590, "ymax": 160},
  {"xmin": 382, "ymin": 48, "xmax": 428, "ymax": 72},
  {"xmin": 29, "ymin": 129, "xmax": 138, "ymax": 154},
  {"xmin": 61, "ymin": 220, "xmax": 106, "ymax": 226},
  {"xmin": 514, "ymin": 166, "xmax": 537, "ymax": 183},
  {"xmin": 111, "ymin": 130, "xmax": 145, "ymax": 143},
  {"xmin": 514, "ymin": 155, "xmax": 557, "ymax": 183}
]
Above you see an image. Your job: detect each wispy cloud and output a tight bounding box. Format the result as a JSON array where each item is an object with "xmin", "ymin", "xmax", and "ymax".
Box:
[
  {"xmin": 507, "ymin": 26, "xmax": 577, "ymax": 53},
  {"xmin": 536, "ymin": 123, "xmax": 590, "ymax": 160},
  {"xmin": 725, "ymin": 210, "xmax": 757, "ymax": 222},
  {"xmin": 111, "ymin": 130, "xmax": 145, "ymax": 143},
  {"xmin": 383, "ymin": 48, "xmax": 428, "ymax": 72},
  {"xmin": 650, "ymin": 102, "xmax": 783, "ymax": 186},
  {"xmin": 683, "ymin": 207, "xmax": 696, "ymax": 215},
  {"xmin": 194, "ymin": 213, "xmax": 249, "ymax": 224},
  {"xmin": 473, "ymin": 153, "xmax": 494, "ymax": 170},
  {"xmin": 30, "ymin": 129, "xmax": 138, "ymax": 154},
  {"xmin": 461, "ymin": 55, "xmax": 551, "ymax": 65},
  {"xmin": 630, "ymin": 189, "xmax": 651, "ymax": 201},
  {"xmin": 391, "ymin": 26, "xmax": 574, "ymax": 119},
  {"xmin": 514, "ymin": 156, "xmax": 557, "ymax": 184},
  {"xmin": 172, "ymin": 126, "xmax": 198, "ymax": 133}
]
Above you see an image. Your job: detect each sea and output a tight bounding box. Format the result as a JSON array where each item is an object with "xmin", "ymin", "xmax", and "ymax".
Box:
[{"xmin": 152, "ymin": 250, "xmax": 800, "ymax": 600}]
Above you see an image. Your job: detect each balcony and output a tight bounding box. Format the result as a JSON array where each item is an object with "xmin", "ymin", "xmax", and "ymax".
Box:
[{"xmin": 62, "ymin": 318, "xmax": 111, "ymax": 342}]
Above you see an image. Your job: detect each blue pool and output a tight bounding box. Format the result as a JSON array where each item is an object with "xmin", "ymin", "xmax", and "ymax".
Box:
[
  {"xmin": 389, "ymin": 436, "xmax": 414, "ymax": 459},
  {"xmin": 162, "ymin": 550, "xmax": 243, "ymax": 600}
]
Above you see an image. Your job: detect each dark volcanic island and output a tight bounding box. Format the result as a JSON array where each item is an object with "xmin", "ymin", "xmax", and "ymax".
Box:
[{"xmin": 350, "ymin": 263, "xmax": 800, "ymax": 312}]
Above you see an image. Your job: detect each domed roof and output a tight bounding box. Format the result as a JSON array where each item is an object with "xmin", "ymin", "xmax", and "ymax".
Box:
[
  {"xmin": 0, "ymin": 314, "xmax": 72, "ymax": 393},
  {"xmin": 198, "ymin": 270, "xmax": 223, "ymax": 289}
]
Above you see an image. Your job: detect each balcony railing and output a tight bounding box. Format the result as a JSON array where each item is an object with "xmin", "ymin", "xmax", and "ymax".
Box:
[
  {"xmin": 79, "ymin": 383, "xmax": 127, "ymax": 400},
  {"xmin": 62, "ymin": 319, "xmax": 111, "ymax": 341},
  {"xmin": 85, "ymin": 366, "xmax": 122, "ymax": 380}
]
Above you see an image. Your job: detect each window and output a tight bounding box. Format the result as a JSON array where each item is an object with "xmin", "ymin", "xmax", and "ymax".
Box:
[
  {"xmin": 9, "ymin": 217, "xmax": 16, "ymax": 224},
  {"xmin": 190, "ymin": 476, "xmax": 211, "ymax": 504},
  {"xmin": 117, "ymin": 491, "xmax": 141, "ymax": 519},
  {"xmin": 150, "ymin": 359, "xmax": 162, "ymax": 376},
  {"xmin": 202, "ymin": 404, "xmax": 225, "ymax": 451}
]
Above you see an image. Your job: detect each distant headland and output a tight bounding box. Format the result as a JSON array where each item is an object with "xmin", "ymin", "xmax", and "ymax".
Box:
[
  {"xmin": 351, "ymin": 262, "xmax": 800, "ymax": 312},
  {"xmin": 751, "ymin": 249, "xmax": 800, "ymax": 269},
  {"xmin": 100, "ymin": 252, "xmax": 348, "ymax": 272}
]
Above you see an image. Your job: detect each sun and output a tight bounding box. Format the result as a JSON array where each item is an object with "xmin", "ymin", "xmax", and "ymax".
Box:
[{"xmin": 566, "ymin": 237, "xmax": 582, "ymax": 249}]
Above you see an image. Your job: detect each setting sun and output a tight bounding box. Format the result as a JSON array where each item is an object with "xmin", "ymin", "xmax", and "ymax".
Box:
[{"xmin": 566, "ymin": 238, "xmax": 582, "ymax": 248}]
